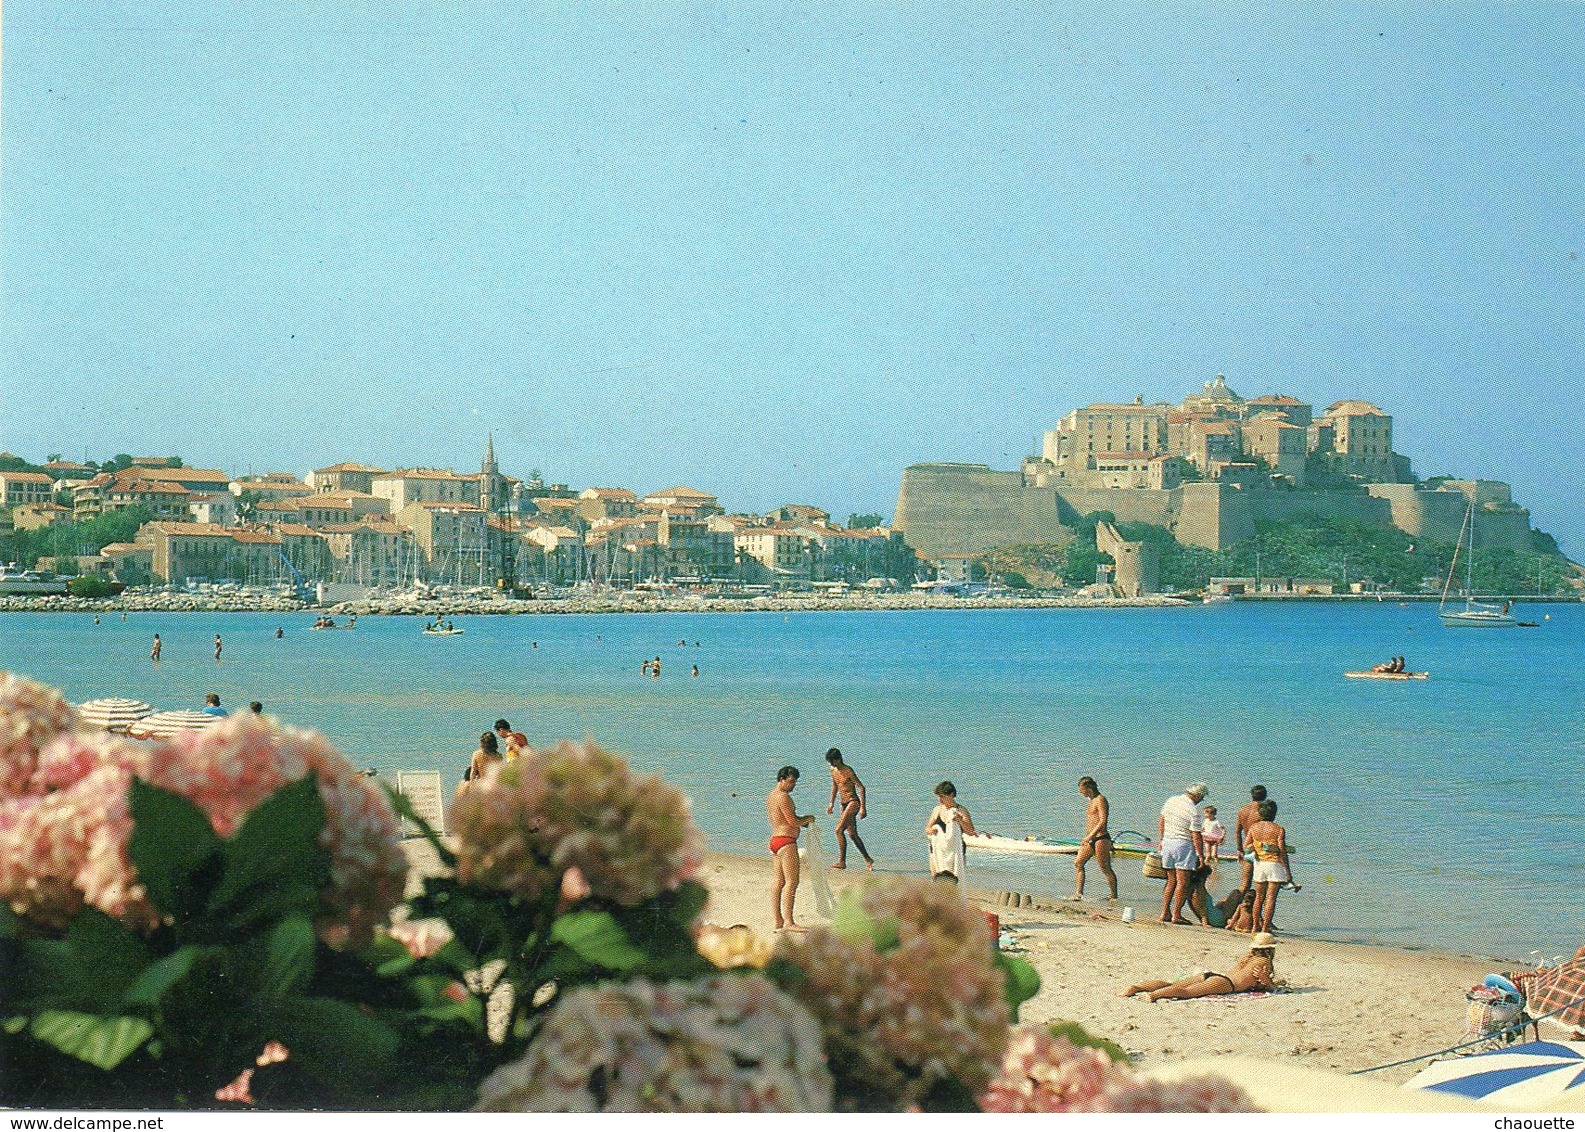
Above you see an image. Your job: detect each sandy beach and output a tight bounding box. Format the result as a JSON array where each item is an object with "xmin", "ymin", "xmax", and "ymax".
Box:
[
  {"xmin": 689, "ymin": 849, "xmax": 1541, "ymax": 1092},
  {"xmin": 401, "ymin": 839, "xmax": 1564, "ymax": 1092}
]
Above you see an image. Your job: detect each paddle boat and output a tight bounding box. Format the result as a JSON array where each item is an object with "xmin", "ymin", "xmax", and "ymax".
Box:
[{"xmin": 1344, "ymin": 670, "xmax": 1428, "ymax": 680}]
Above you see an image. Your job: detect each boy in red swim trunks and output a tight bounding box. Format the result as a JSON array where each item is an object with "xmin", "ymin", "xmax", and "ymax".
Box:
[{"xmin": 767, "ymin": 766, "xmax": 815, "ymax": 931}]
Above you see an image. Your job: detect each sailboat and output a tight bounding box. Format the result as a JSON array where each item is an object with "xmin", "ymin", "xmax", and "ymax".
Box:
[{"xmin": 1439, "ymin": 502, "xmax": 1517, "ymax": 627}]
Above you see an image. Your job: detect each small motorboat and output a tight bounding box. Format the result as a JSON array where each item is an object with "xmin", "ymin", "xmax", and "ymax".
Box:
[
  {"xmin": 423, "ymin": 625, "xmax": 465, "ymax": 636},
  {"xmin": 1344, "ymin": 670, "xmax": 1429, "ymax": 680}
]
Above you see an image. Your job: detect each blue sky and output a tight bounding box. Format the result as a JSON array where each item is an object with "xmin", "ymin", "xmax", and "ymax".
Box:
[{"xmin": 3, "ymin": 4, "xmax": 1582, "ymax": 553}]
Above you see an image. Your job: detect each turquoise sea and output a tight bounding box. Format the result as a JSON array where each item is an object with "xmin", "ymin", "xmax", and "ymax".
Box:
[{"xmin": 3, "ymin": 601, "xmax": 1579, "ymax": 962}]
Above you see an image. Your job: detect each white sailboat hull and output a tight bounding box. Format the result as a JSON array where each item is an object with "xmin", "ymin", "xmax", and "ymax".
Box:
[{"xmin": 1439, "ymin": 610, "xmax": 1517, "ymax": 628}]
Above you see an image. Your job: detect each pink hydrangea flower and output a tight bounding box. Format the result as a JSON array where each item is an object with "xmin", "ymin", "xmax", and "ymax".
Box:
[
  {"xmin": 0, "ymin": 691, "xmax": 405, "ymax": 946},
  {"xmin": 473, "ymin": 975, "xmax": 832, "ymax": 1111},
  {"xmin": 0, "ymin": 732, "xmax": 157, "ymax": 930},
  {"xmin": 0, "ymin": 671, "xmax": 79, "ymax": 796},
  {"xmin": 771, "ymin": 878, "xmax": 1009, "ymax": 1109},
  {"xmin": 979, "ymin": 1027, "xmax": 1258, "ymax": 1112},
  {"xmin": 144, "ymin": 714, "xmax": 409, "ymax": 945},
  {"xmin": 451, "ymin": 739, "xmax": 704, "ymax": 909}
]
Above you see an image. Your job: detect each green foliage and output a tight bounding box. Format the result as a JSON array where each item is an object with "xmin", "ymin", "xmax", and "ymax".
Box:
[
  {"xmin": 1, "ymin": 506, "xmax": 155, "ymax": 572},
  {"xmin": 67, "ymin": 575, "xmax": 113, "ymax": 598},
  {"xmin": 995, "ymin": 951, "xmax": 1040, "ymax": 1021},
  {"xmin": 847, "ymin": 513, "xmax": 885, "ymax": 529},
  {"xmin": 982, "ymin": 513, "xmax": 1576, "ymax": 595},
  {"xmin": 0, "ymin": 777, "xmax": 472, "ymax": 1108}
]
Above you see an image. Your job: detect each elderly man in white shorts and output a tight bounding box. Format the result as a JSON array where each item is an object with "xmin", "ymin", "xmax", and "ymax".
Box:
[{"xmin": 1158, "ymin": 782, "xmax": 1208, "ymax": 924}]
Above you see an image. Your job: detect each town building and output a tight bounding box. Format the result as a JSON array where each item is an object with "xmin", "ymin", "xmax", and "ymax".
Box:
[
  {"xmin": 306, "ymin": 463, "xmax": 387, "ymax": 494},
  {"xmin": 0, "ymin": 471, "xmax": 57, "ymax": 508}
]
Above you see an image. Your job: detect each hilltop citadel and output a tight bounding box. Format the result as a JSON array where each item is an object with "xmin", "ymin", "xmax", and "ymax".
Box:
[{"xmin": 895, "ymin": 376, "xmax": 1539, "ymax": 582}]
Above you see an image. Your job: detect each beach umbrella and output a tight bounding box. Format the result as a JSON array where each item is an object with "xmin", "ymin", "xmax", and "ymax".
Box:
[
  {"xmin": 127, "ymin": 710, "xmax": 222, "ymax": 739},
  {"xmin": 1406, "ymin": 1041, "xmax": 1585, "ymax": 1106},
  {"xmin": 76, "ymin": 698, "xmax": 155, "ymax": 733}
]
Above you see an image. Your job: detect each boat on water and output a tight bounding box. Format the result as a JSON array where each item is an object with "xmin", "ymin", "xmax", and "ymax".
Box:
[
  {"xmin": 1345, "ymin": 670, "xmax": 1429, "ymax": 681},
  {"xmin": 423, "ymin": 626, "xmax": 465, "ymax": 636},
  {"xmin": 964, "ymin": 830, "xmax": 1162, "ymax": 859},
  {"xmin": 1438, "ymin": 503, "xmax": 1517, "ymax": 627},
  {"xmin": 0, "ymin": 565, "xmax": 71, "ymax": 596}
]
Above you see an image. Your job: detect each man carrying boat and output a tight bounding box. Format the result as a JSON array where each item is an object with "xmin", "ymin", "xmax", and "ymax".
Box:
[{"xmin": 1070, "ymin": 776, "xmax": 1117, "ymax": 901}]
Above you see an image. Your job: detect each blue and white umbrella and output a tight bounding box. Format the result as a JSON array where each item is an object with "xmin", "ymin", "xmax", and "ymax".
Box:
[{"xmin": 1406, "ymin": 1041, "xmax": 1585, "ymax": 1106}]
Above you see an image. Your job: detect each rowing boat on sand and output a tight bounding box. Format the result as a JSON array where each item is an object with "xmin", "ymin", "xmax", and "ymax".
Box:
[{"xmin": 965, "ymin": 831, "xmax": 1159, "ymax": 858}]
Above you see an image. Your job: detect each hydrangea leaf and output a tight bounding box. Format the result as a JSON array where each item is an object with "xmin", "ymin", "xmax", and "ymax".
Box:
[
  {"xmin": 63, "ymin": 910, "xmax": 152, "ymax": 1009},
  {"xmin": 28, "ymin": 1010, "xmax": 153, "ymax": 1071},
  {"xmin": 996, "ymin": 952, "xmax": 1040, "ymax": 1020},
  {"xmin": 657, "ymin": 880, "xmax": 709, "ymax": 927},
  {"xmin": 829, "ymin": 888, "xmax": 877, "ymax": 943},
  {"xmin": 123, "ymin": 947, "xmax": 199, "ymax": 1007},
  {"xmin": 128, "ymin": 778, "xmax": 222, "ymax": 918},
  {"xmin": 266, "ymin": 995, "xmax": 400, "ymax": 1093},
  {"xmin": 262, "ymin": 915, "xmax": 317, "ymax": 999},
  {"xmin": 550, "ymin": 911, "xmax": 647, "ymax": 972},
  {"xmin": 208, "ymin": 777, "xmax": 330, "ymax": 932}
]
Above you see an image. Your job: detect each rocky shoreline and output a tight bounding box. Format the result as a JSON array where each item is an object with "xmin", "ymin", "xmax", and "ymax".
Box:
[{"xmin": 1, "ymin": 591, "xmax": 1194, "ymax": 617}]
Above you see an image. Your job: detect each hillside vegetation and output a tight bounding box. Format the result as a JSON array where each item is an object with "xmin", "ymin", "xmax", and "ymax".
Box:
[{"xmin": 986, "ymin": 514, "xmax": 1578, "ymax": 595}]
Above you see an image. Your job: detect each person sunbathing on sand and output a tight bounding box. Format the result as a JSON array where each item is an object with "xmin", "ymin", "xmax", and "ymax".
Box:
[{"xmin": 1123, "ymin": 933, "xmax": 1279, "ymax": 1002}]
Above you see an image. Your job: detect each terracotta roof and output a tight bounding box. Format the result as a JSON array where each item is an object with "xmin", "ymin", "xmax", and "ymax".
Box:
[
  {"xmin": 124, "ymin": 467, "xmax": 231, "ymax": 485},
  {"xmin": 378, "ymin": 469, "xmax": 472, "ymax": 481},
  {"xmin": 1248, "ymin": 394, "xmax": 1308, "ymax": 405},
  {"xmin": 582, "ymin": 487, "xmax": 637, "ymax": 500},
  {"xmin": 1080, "ymin": 403, "xmax": 1167, "ymax": 413},
  {"xmin": 313, "ymin": 462, "xmax": 386, "ymax": 474},
  {"xmin": 113, "ymin": 480, "xmax": 190, "ymax": 497},
  {"xmin": 0, "ymin": 471, "xmax": 54, "ymax": 484},
  {"xmin": 230, "ymin": 529, "xmax": 283, "ymax": 545},
  {"xmin": 645, "ymin": 486, "xmax": 717, "ymax": 500},
  {"xmin": 1324, "ymin": 400, "xmax": 1387, "ymax": 416},
  {"xmin": 144, "ymin": 522, "xmax": 232, "ymax": 536}
]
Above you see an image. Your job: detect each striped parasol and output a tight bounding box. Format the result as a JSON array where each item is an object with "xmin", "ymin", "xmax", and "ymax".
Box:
[
  {"xmin": 1406, "ymin": 1041, "xmax": 1585, "ymax": 1106},
  {"xmin": 127, "ymin": 709, "xmax": 222, "ymax": 739},
  {"xmin": 76, "ymin": 698, "xmax": 155, "ymax": 733}
]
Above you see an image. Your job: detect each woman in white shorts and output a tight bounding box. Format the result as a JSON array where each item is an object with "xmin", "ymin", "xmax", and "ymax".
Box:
[{"xmin": 1244, "ymin": 799, "xmax": 1300, "ymax": 933}]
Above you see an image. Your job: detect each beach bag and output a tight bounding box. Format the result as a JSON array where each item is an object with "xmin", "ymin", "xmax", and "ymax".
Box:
[
  {"xmin": 1465, "ymin": 984, "xmax": 1524, "ymax": 1042},
  {"xmin": 1142, "ymin": 851, "xmax": 1167, "ymax": 879}
]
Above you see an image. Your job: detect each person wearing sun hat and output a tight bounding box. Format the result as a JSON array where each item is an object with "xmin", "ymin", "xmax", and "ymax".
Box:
[{"xmin": 1122, "ymin": 932, "xmax": 1280, "ymax": 1002}]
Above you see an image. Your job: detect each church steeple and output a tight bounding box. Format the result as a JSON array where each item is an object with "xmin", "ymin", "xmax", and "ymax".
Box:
[{"xmin": 480, "ymin": 433, "xmax": 500, "ymax": 512}]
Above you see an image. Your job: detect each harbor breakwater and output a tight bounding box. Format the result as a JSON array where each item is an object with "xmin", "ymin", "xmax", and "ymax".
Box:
[{"xmin": 0, "ymin": 591, "xmax": 1195, "ymax": 617}]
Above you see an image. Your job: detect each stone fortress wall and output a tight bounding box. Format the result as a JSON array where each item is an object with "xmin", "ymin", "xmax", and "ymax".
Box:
[
  {"xmin": 895, "ymin": 466, "xmax": 1535, "ymax": 560},
  {"xmin": 896, "ymin": 377, "xmax": 1541, "ymax": 562}
]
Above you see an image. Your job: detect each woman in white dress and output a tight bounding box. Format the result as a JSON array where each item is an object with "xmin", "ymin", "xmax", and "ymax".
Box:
[{"xmin": 925, "ymin": 780, "xmax": 976, "ymax": 883}]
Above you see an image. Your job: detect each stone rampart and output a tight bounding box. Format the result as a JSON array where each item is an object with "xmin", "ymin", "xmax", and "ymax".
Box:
[
  {"xmin": 897, "ymin": 464, "xmax": 1537, "ymax": 560},
  {"xmin": 1367, "ymin": 484, "xmax": 1532, "ymax": 551},
  {"xmin": 894, "ymin": 464, "xmax": 1070, "ymax": 559}
]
